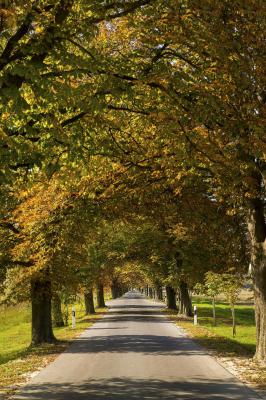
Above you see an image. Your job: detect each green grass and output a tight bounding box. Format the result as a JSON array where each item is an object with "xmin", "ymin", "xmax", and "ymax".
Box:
[
  {"xmin": 0, "ymin": 303, "xmax": 32, "ymax": 365},
  {"xmin": 164, "ymin": 297, "xmax": 266, "ymax": 388},
  {"xmin": 164, "ymin": 297, "xmax": 257, "ymax": 358},
  {"xmin": 192, "ymin": 297, "xmax": 256, "ymax": 353},
  {"xmin": 0, "ymin": 301, "xmax": 107, "ymax": 391}
]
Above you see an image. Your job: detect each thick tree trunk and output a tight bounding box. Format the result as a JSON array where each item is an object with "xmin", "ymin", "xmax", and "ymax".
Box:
[
  {"xmin": 155, "ymin": 285, "xmax": 163, "ymax": 301},
  {"xmin": 247, "ymin": 196, "xmax": 266, "ymax": 362},
  {"xmin": 96, "ymin": 283, "xmax": 106, "ymax": 308},
  {"xmin": 122, "ymin": 286, "xmax": 128, "ymax": 296},
  {"xmin": 31, "ymin": 278, "xmax": 55, "ymax": 345},
  {"xmin": 84, "ymin": 289, "xmax": 95, "ymax": 314},
  {"xmin": 179, "ymin": 280, "xmax": 193, "ymax": 317},
  {"xmin": 52, "ymin": 293, "xmax": 64, "ymax": 327},
  {"xmin": 148, "ymin": 287, "xmax": 153, "ymax": 298},
  {"xmin": 166, "ymin": 285, "xmax": 177, "ymax": 310},
  {"xmin": 111, "ymin": 279, "xmax": 124, "ymax": 299},
  {"xmin": 111, "ymin": 279, "xmax": 120, "ymax": 299}
]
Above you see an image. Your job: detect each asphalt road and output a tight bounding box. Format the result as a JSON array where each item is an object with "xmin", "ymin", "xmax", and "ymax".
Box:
[{"xmin": 15, "ymin": 291, "xmax": 260, "ymax": 400}]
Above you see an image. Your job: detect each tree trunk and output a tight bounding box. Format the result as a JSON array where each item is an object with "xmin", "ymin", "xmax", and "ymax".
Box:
[
  {"xmin": 122, "ymin": 286, "xmax": 128, "ymax": 296},
  {"xmin": 212, "ymin": 297, "xmax": 216, "ymax": 326},
  {"xmin": 63, "ymin": 302, "xmax": 69, "ymax": 326},
  {"xmin": 145, "ymin": 285, "xmax": 149, "ymax": 296},
  {"xmin": 231, "ymin": 305, "xmax": 236, "ymax": 337},
  {"xmin": 111, "ymin": 281, "xmax": 118, "ymax": 299},
  {"xmin": 31, "ymin": 278, "xmax": 55, "ymax": 345},
  {"xmin": 179, "ymin": 280, "xmax": 193, "ymax": 317},
  {"xmin": 155, "ymin": 285, "xmax": 163, "ymax": 301},
  {"xmin": 52, "ymin": 293, "xmax": 64, "ymax": 327},
  {"xmin": 166, "ymin": 285, "xmax": 177, "ymax": 310},
  {"xmin": 247, "ymin": 195, "xmax": 266, "ymax": 362},
  {"xmin": 111, "ymin": 285, "xmax": 115, "ymax": 299},
  {"xmin": 84, "ymin": 289, "xmax": 95, "ymax": 314},
  {"xmin": 96, "ymin": 283, "xmax": 105, "ymax": 308}
]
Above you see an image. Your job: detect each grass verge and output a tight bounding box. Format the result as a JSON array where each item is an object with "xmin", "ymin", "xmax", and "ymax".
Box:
[
  {"xmin": 164, "ymin": 299, "xmax": 266, "ymax": 389},
  {"xmin": 0, "ymin": 302, "xmax": 107, "ymax": 397}
]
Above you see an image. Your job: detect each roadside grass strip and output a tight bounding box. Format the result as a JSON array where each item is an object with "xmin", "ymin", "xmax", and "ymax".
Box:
[
  {"xmin": 164, "ymin": 298, "xmax": 266, "ymax": 389},
  {"xmin": 0, "ymin": 302, "xmax": 107, "ymax": 395}
]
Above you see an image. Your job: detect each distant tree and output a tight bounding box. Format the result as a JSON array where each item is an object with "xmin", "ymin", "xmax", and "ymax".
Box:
[
  {"xmin": 220, "ymin": 272, "xmax": 244, "ymax": 338},
  {"xmin": 195, "ymin": 272, "xmax": 224, "ymax": 326}
]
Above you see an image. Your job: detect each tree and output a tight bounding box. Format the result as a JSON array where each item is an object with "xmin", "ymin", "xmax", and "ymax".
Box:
[
  {"xmin": 90, "ymin": 0, "xmax": 265, "ymax": 359},
  {"xmin": 2, "ymin": 174, "xmax": 102, "ymax": 344},
  {"xmin": 221, "ymin": 272, "xmax": 244, "ymax": 338},
  {"xmin": 84, "ymin": 289, "xmax": 95, "ymax": 315},
  {"xmin": 0, "ymin": 0, "xmax": 264, "ymax": 360},
  {"xmin": 52, "ymin": 293, "xmax": 65, "ymax": 327},
  {"xmin": 0, "ymin": 0, "xmax": 156, "ymax": 184},
  {"xmin": 196, "ymin": 272, "xmax": 224, "ymax": 326}
]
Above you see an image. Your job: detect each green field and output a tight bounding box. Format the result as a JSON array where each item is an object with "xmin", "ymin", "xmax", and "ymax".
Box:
[
  {"xmin": 167, "ymin": 297, "xmax": 256, "ymax": 358},
  {"xmin": 193, "ymin": 298, "xmax": 256, "ymax": 351},
  {"xmin": 0, "ymin": 301, "xmax": 98, "ymax": 365},
  {"xmin": 0, "ymin": 301, "xmax": 106, "ymax": 390}
]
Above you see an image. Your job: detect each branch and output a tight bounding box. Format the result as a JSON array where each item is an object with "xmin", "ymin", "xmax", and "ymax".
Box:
[
  {"xmin": 0, "ymin": 4, "xmax": 37, "ymax": 70},
  {"xmin": 64, "ymin": 38, "xmax": 95, "ymax": 59},
  {"xmin": 0, "ymin": 221, "xmax": 20, "ymax": 234},
  {"xmin": 107, "ymin": 105, "xmax": 149, "ymax": 115},
  {"xmin": 90, "ymin": 0, "xmax": 154, "ymax": 23},
  {"xmin": 143, "ymin": 43, "xmax": 169, "ymax": 75},
  {"xmin": 61, "ymin": 111, "xmax": 88, "ymax": 127},
  {"xmin": 1, "ymin": 0, "xmax": 74, "ymax": 90},
  {"xmin": 8, "ymin": 260, "xmax": 34, "ymax": 268},
  {"xmin": 164, "ymin": 49, "xmax": 201, "ymax": 70}
]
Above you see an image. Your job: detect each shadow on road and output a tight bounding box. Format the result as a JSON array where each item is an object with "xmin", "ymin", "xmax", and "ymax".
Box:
[
  {"xmin": 99, "ymin": 314, "xmax": 167, "ymax": 324},
  {"xmin": 109, "ymin": 304, "xmax": 163, "ymax": 309},
  {"xmin": 65, "ymin": 334, "xmax": 208, "ymax": 357},
  {"xmin": 14, "ymin": 298, "xmax": 259, "ymax": 400},
  {"xmin": 15, "ymin": 377, "xmax": 256, "ymax": 400}
]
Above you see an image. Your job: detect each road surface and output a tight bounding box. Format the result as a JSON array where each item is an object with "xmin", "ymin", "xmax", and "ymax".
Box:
[{"xmin": 15, "ymin": 291, "xmax": 260, "ymax": 399}]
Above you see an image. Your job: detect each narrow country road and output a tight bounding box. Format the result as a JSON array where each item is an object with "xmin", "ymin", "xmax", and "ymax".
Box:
[{"xmin": 15, "ymin": 292, "xmax": 260, "ymax": 400}]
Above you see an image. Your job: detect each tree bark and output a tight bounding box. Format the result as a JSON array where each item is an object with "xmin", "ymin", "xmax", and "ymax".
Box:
[
  {"xmin": 111, "ymin": 279, "xmax": 120, "ymax": 299},
  {"xmin": 145, "ymin": 285, "xmax": 149, "ymax": 296},
  {"xmin": 111, "ymin": 284, "xmax": 117, "ymax": 299},
  {"xmin": 166, "ymin": 285, "xmax": 177, "ymax": 310},
  {"xmin": 84, "ymin": 288, "xmax": 95, "ymax": 314},
  {"xmin": 212, "ymin": 297, "xmax": 216, "ymax": 326},
  {"xmin": 96, "ymin": 283, "xmax": 105, "ymax": 308},
  {"xmin": 231, "ymin": 305, "xmax": 236, "ymax": 337},
  {"xmin": 52, "ymin": 293, "xmax": 64, "ymax": 327},
  {"xmin": 31, "ymin": 278, "xmax": 55, "ymax": 345},
  {"xmin": 155, "ymin": 285, "xmax": 163, "ymax": 300},
  {"xmin": 179, "ymin": 280, "xmax": 193, "ymax": 317},
  {"xmin": 122, "ymin": 286, "xmax": 128, "ymax": 296},
  {"xmin": 247, "ymin": 195, "xmax": 266, "ymax": 362}
]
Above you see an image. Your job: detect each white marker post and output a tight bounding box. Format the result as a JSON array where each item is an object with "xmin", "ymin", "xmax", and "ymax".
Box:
[
  {"xmin": 72, "ymin": 306, "xmax": 76, "ymax": 329},
  {"xmin": 194, "ymin": 305, "xmax": 198, "ymax": 325}
]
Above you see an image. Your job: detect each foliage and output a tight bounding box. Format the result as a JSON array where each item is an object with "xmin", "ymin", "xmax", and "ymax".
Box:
[{"xmin": 0, "ymin": 0, "xmax": 265, "ymax": 359}]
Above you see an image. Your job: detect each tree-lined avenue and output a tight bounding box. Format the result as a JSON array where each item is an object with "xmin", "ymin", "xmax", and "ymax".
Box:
[{"xmin": 15, "ymin": 291, "xmax": 259, "ymax": 400}]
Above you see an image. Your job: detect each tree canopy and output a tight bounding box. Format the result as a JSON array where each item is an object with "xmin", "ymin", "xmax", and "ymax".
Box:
[{"xmin": 0, "ymin": 0, "xmax": 265, "ymax": 361}]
